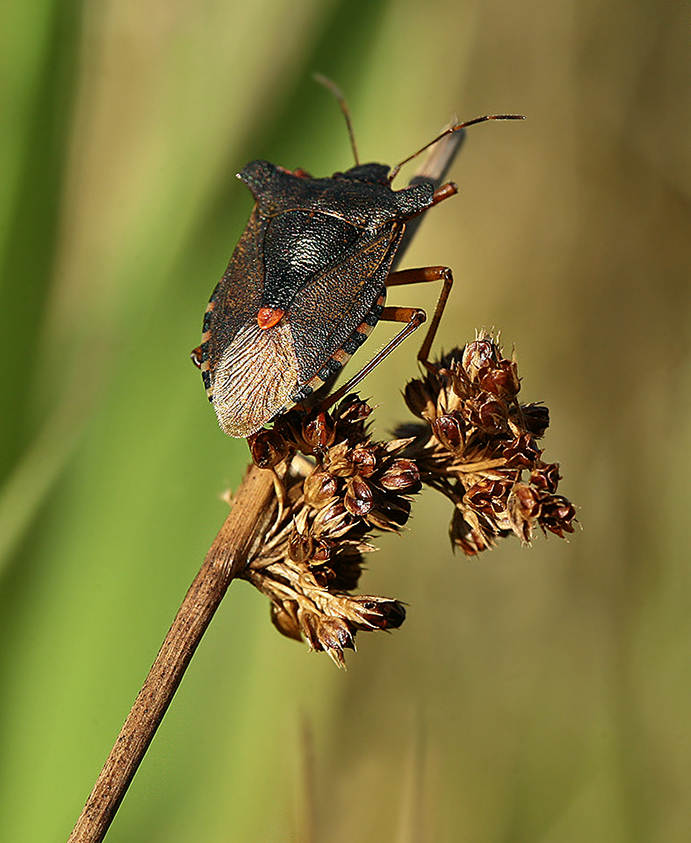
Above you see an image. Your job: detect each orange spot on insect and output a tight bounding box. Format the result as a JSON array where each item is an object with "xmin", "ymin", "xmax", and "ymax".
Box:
[
  {"xmin": 190, "ymin": 346, "xmax": 203, "ymax": 369},
  {"xmin": 257, "ymin": 307, "xmax": 284, "ymax": 330}
]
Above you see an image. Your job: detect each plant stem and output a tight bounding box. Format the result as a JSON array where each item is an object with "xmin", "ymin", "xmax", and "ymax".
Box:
[
  {"xmin": 65, "ymin": 124, "xmax": 465, "ymax": 843},
  {"xmin": 66, "ymin": 464, "xmax": 276, "ymax": 843}
]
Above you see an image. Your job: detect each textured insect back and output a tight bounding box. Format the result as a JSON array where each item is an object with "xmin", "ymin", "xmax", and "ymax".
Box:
[{"xmin": 199, "ymin": 158, "xmax": 435, "ymax": 439}]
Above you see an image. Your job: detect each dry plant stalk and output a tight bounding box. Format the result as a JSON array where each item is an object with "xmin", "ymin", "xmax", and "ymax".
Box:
[
  {"xmin": 66, "ymin": 128, "xmax": 575, "ymax": 843},
  {"xmin": 66, "ymin": 465, "xmax": 277, "ymax": 843}
]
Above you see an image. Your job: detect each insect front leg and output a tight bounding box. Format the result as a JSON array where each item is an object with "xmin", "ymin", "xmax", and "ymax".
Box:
[{"xmin": 385, "ymin": 265, "xmax": 454, "ymax": 372}]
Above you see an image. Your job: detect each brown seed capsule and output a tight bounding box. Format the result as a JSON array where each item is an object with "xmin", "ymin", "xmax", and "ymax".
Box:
[
  {"xmin": 539, "ymin": 495, "xmax": 577, "ymax": 537},
  {"xmin": 513, "ymin": 482, "xmax": 542, "ymax": 517},
  {"xmin": 316, "ymin": 618, "xmax": 355, "ymax": 658},
  {"xmin": 351, "ymin": 596, "xmax": 406, "ymax": 629},
  {"xmin": 299, "ymin": 611, "xmax": 321, "ymax": 652},
  {"xmin": 449, "ymin": 507, "xmax": 493, "ymax": 555},
  {"xmin": 404, "ymin": 378, "xmax": 438, "ymax": 420},
  {"xmin": 303, "ymin": 411, "xmax": 336, "ymax": 452},
  {"xmin": 530, "ymin": 462, "xmax": 561, "ymax": 493},
  {"xmin": 520, "ymin": 403, "xmax": 550, "ymax": 437},
  {"xmin": 432, "ymin": 413, "xmax": 465, "ymax": 451},
  {"xmin": 311, "ymin": 539, "xmax": 332, "ymax": 565},
  {"xmin": 288, "ymin": 527, "xmax": 314, "ymax": 563},
  {"xmin": 249, "ymin": 429, "xmax": 290, "ymax": 468},
  {"xmin": 270, "ymin": 600, "xmax": 302, "ymax": 642},
  {"xmin": 378, "ymin": 458, "xmax": 421, "ymax": 492},
  {"xmin": 312, "ymin": 499, "xmax": 351, "ymax": 538},
  {"xmin": 503, "ymin": 433, "xmax": 541, "ymax": 468},
  {"xmin": 366, "ymin": 496, "xmax": 412, "ymax": 531},
  {"xmin": 324, "ymin": 441, "xmax": 354, "ymax": 477},
  {"xmin": 477, "ymin": 359, "xmax": 520, "ymax": 400},
  {"xmin": 507, "ymin": 482, "xmax": 544, "ymax": 543},
  {"xmin": 310, "ymin": 566, "xmax": 334, "ymax": 587},
  {"xmin": 462, "ymin": 338, "xmax": 498, "ymax": 381},
  {"xmin": 465, "ymin": 479, "xmax": 510, "ymax": 516},
  {"xmin": 473, "ymin": 396, "xmax": 508, "ymax": 434},
  {"xmin": 304, "ymin": 469, "xmax": 339, "ymax": 508},
  {"xmin": 352, "ymin": 446, "xmax": 377, "ymax": 477},
  {"xmin": 334, "ymin": 394, "xmax": 373, "ymax": 425},
  {"xmin": 450, "ymin": 364, "xmax": 472, "ymax": 401},
  {"xmin": 344, "ymin": 475, "xmax": 374, "ymax": 516}
]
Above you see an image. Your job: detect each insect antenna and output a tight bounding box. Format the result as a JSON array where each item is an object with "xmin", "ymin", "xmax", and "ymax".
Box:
[
  {"xmin": 314, "ymin": 73, "xmax": 360, "ymax": 166},
  {"xmin": 388, "ymin": 114, "xmax": 525, "ymax": 183}
]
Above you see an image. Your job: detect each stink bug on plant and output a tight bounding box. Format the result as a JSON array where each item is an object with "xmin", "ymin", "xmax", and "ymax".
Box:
[{"xmin": 193, "ymin": 79, "xmax": 522, "ymax": 438}]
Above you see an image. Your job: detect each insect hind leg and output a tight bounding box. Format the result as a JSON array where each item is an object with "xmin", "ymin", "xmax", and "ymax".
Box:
[
  {"xmin": 322, "ymin": 265, "xmax": 453, "ymax": 410},
  {"xmin": 322, "ymin": 305, "xmax": 427, "ymax": 411},
  {"xmin": 385, "ymin": 265, "xmax": 454, "ymax": 372}
]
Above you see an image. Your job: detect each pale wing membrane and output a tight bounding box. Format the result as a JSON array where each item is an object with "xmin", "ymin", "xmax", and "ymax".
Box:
[{"xmin": 212, "ymin": 321, "xmax": 299, "ymax": 438}]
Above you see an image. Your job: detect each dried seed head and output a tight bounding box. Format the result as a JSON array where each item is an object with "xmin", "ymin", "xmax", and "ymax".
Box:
[
  {"xmin": 400, "ymin": 331, "xmax": 577, "ymax": 556},
  {"xmin": 240, "ymin": 330, "xmax": 576, "ymax": 665},
  {"xmin": 242, "ymin": 394, "xmax": 421, "ymax": 665}
]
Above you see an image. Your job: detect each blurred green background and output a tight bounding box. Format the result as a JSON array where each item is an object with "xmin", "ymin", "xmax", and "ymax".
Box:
[{"xmin": 1, "ymin": 0, "xmax": 690, "ymax": 841}]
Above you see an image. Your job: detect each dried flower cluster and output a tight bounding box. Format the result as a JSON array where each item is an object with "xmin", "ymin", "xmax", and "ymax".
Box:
[
  {"xmin": 240, "ymin": 333, "xmax": 576, "ymax": 665},
  {"xmin": 243, "ymin": 395, "xmax": 420, "ymax": 666},
  {"xmin": 399, "ymin": 331, "xmax": 577, "ymax": 554}
]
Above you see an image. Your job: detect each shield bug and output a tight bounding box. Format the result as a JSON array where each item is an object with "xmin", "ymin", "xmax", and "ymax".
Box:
[{"xmin": 193, "ymin": 82, "xmax": 522, "ymax": 438}]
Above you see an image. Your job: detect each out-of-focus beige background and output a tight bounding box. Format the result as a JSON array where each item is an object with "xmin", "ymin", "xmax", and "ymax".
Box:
[{"xmin": 1, "ymin": 1, "xmax": 690, "ymax": 841}]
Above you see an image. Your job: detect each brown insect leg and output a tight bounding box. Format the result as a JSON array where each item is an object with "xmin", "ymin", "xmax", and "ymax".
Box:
[
  {"xmin": 385, "ymin": 265, "xmax": 454, "ymax": 372},
  {"xmin": 323, "ymin": 306, "xmax": 427, "ymax": 410}
]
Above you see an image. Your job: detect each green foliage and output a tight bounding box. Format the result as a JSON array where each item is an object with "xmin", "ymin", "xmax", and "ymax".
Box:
[{"xmin": 2, "ymin": 0, "xmax": 691, "ymax": 841}]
